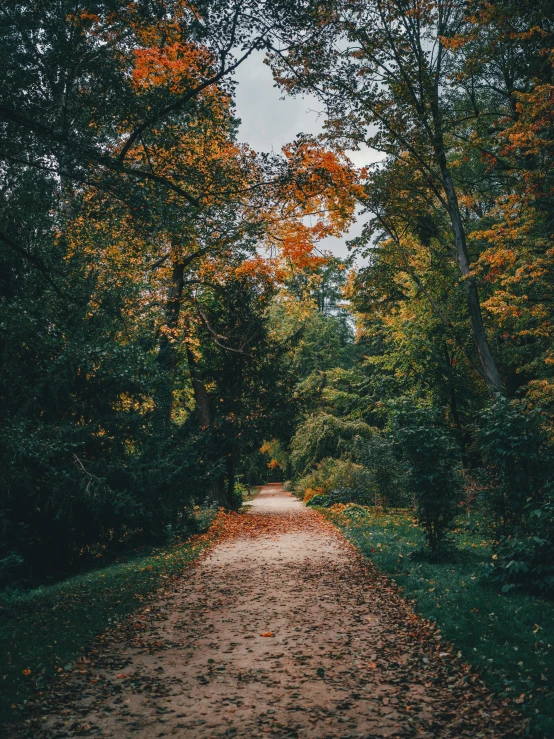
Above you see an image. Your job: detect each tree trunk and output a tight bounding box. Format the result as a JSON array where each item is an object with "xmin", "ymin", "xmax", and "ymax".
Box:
[
  {"xmin": 226, "ymin": 453, "xmax": 237, "ymax": 510},
  {"xmin": 153, "ymin": 247, "xmax": 185, "ymax": 437},
  {"xmin": 442, "ymin": 343, "xmax": 470, "ymax": 466},
  {"xmin": 430, "ymin": 99, "xmax": 504, "ymax": 393},
  {"xmin": 184, "ymin": 339, "xmax": 213, "ymax": 429},
  {"xmin": 441, "ymin": 168, "xmax": 503, "ymax": 393},
  {"xmin": 183, "ymin": 320, "xmax": 233, "ymax": 508}
]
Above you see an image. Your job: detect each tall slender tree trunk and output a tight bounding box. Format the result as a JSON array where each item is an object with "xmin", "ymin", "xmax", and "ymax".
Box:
[
  {"xmin": 226, "ymin": 453, "xmax": 237, "ymax": 510},
  {"xmin": 153, "ymin": 243, "xmax": 185, "ymax": 437},
  {"xmin": 442, "ymin": 343, "xmax": 470, "ymax": 467},
  {"xmin": 430, "ymin": 99, "xmax": 504, "ymax": 393},
  {"xmin": 185, "ymin": 339, "xmax": 212, "ymax": 429},
  {"xmin": 183, "ymin": 318, "xmax": 233, "ymax": 509}
]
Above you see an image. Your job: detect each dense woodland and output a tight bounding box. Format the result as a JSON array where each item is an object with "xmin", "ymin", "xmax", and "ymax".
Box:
[{"xmin": 1, "ymin": 0, "xmax": 553, "ymax": 602}]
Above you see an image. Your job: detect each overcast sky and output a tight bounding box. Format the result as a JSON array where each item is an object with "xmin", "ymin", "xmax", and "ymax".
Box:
[{"xmin": 233, "ymin": 51, "xmax": 382, "ymax": 263}]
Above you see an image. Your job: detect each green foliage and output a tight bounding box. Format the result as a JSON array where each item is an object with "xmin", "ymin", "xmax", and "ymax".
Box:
[
  {"xmin": 0, "ymin": 209, "xmax": 293, "ymax": 579},
  {"xmin": 326, "ymin": 506, "xmax": 554, "ymax": 737},
  {"xmin": 355, "ymin": 433, "xmax": 409, "ymax": 507},
  {"xmin": 477, "ymin": 397, "xmax": 554, "ymax": 594},
  {"xmin": 295, "ymin": 367, "xmax": 371, "ymax": 420},
  {"xmin": 306, "ymin": 487, "xmax": 372, "ymax": 507},
  {"xmin": 239, "ymin": 450, "xmax": 273, "ymax": 486},
  {"xmin": 195, "ymin": 275, "xmax": 296, "ymax": 507},
  {"xmin": 285, "ymin": 256, "xmax": 352, "ymax": 317},
  {"xmin": 270, "ymin": 303, "xmax": 355, "ymax": 378},
  {"xmin": 477, "ymin": 397, "xmax": 554, "ymax": 531},
  {"xmin": 0, "ymin": 418, "xmax": 208, "ymax": 579},
  {"xmin": 232, "ymin": 481, "xmax": 250, "ymax": 508},
  {"xmin": 484, "ymin": 497, "xmax": 554, "ymax": 596},
  {"xmin": 295, "ymin": 457, "xmax": 372, "ymax": 500},
  {"xmin": 290, "ymin": 413, "xmax": 374, "ymax": 476},
  {"xmin": 392, "ymin": 401, "xmax": 462, "ymax": 554}
]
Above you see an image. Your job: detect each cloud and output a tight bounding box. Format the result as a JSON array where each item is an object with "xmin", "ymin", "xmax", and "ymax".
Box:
[{"xmin": 234, "ymin": 52, "xmax": 381, "ymax": 263}]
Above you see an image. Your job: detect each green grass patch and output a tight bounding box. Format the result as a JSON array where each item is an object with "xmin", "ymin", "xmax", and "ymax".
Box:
[
  {"xmin": 0, "ymin": 511, "xmax": 217, "ymax": 723},
  {"xmin": 324, "ymin": 504, "xmax": 554, "ymax": 738}
]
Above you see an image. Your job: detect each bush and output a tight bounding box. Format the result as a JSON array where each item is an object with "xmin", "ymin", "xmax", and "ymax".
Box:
[
  {"xmin": 477, "ymin": 396, "xmax": 554, "ymax": 532},
  {"xmin": 477, "ymin": 397, "xmax": 554, "ymax": 594},
  {"xmin": 485, "ymin": 533, "xmax": 554, "ymax": 596},
  {"xmin": 295, "ymin": 458, "xmax": 372, "ymax": 502},
  {"xmin": 392, "ymin": 401, "xmax": 462, "ymax": 554},
  {"xmin": 483, "ymin": 493, "xmax": 554, "ymax": 596},
  {"xmin": 232, "ymin": 481, "xmax": 250, "ymax": 508},
  {"xmin": 0, "ymin": 420, "xmax": 206, "ymax": 581},
  {"xmin": 306, "ymin": 487, "xmax": 372, "ymax": 507},
  {"xmin": 355, "ymin": 433, "xmax": 409, "ymax": 507},
  {"xmin": 290, "ymin": 413, "xmax": 374, "ymax": 476}
]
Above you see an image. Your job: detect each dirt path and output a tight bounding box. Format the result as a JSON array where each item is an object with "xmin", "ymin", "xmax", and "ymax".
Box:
[{"xmin": 14, "ymin": 485, "xmax": 524, "ymax": 738}]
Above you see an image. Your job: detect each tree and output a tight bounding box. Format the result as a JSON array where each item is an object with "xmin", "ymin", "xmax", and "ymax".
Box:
[
  {"xmin": 290, "ymin": 413, "xmax": 373, "ymax": 476},
  {"xmin": 0, "ymin": 0, "xmax": 269, "ymax": 211},
  {"xmin": 0, "ymin": 0, "xmax": 366, "ymax": 575},
  {"xmin": 392, "ymin": 401, "xmax": 462, "ymax": 554},
  {"xmin": 269, "ymin": 0, "xmax": 505, "ymax": 391}
]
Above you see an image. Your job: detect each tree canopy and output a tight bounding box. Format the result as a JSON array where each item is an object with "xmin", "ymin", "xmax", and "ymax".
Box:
[{"xmin": 1, "ymin": 0, "xmax": 553, "ymax": 598}]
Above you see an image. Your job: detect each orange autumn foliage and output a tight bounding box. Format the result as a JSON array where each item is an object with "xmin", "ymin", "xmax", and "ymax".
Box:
[{"xmin": 133, "ymin": 42, "xmax": 214, "ymax": 93}]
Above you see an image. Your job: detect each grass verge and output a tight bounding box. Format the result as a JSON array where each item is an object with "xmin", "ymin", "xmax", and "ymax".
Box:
[
  {"xmin": 0, "ymin": 510, "xmax": 217, "ymax": 723},
  {"xmin": 324, "ymin": 504, "xmax": 554, "ymax": 738}
]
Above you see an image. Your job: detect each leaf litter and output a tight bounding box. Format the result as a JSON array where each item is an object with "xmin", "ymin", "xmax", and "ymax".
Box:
[{"xmin": 6, "ymin": 484, "xmax": 525, "ymax": 738}]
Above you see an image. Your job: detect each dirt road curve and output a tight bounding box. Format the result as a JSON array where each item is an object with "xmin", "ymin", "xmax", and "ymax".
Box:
[{"xmin": 12, "ymin": 485, "xmax": 524, "ymax": 738}]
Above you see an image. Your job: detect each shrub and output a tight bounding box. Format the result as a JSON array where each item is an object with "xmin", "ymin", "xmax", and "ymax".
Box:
[
  {"xmin": 232, "ymin": 481, "xmax": 250, "ymax": 508},
  {"xmin": 483, "ymin": 496, "xmax": 554, "ymax": 595},
  {"xmin": 295, "ymin": 458, "xmax": 372, "ymax": 502},
  {"xmin": 0, "ymin": 420, "xmax": 205, "ymax": 581},
  {"xmin": 290, "ymin": 413, "xmax": 374, "ymax": 476},
  {"xmin": 355, "ymin": 433, "xmax": 409, "ymax": 507},
  {"xmin": 477, "ymin": 396, "xmax": 554, "ymax": 532},
  {"xmin": 477, "ymin": 397, "xmax": 554, "ymax": 593},
  {"xmin": 306, "ymin": 487, "xmax": 372, "ymax": 507},
  {"xmin": 306, "ymin": 493, "xmax": 330, "ymax": 507},
  {"xmin": 392, "ymin": 401, "xmax": 462, "ymax": 555}
]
